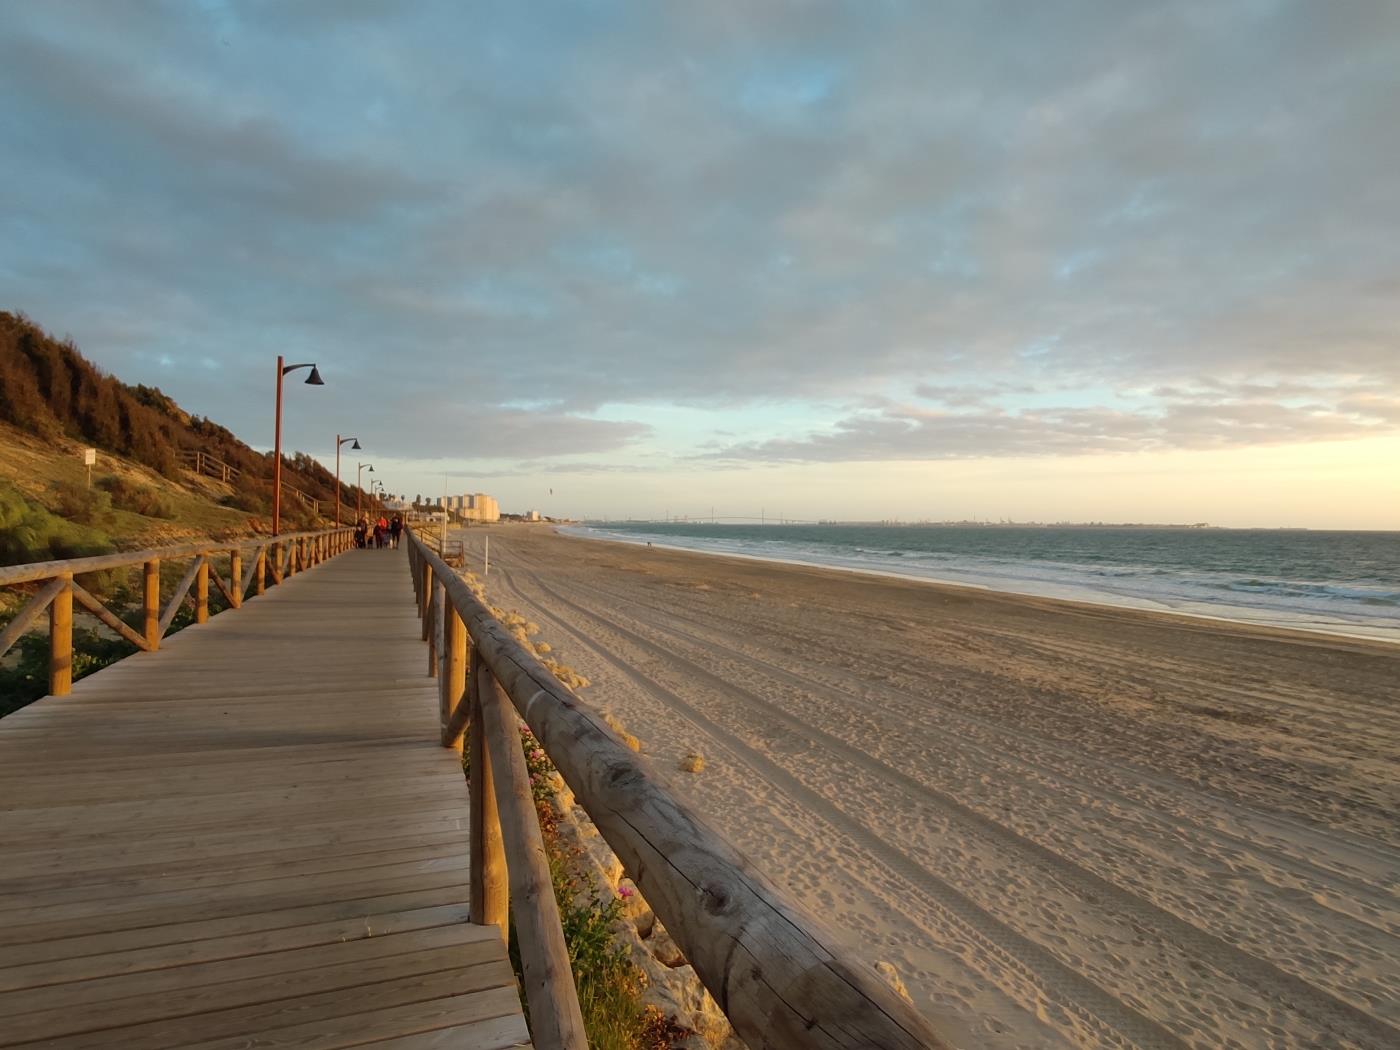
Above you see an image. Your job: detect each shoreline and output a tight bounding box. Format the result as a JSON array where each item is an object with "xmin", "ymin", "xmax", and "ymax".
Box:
[{"xmin": 560, "ymin": 525, "xmax": 1400, "ymax": 647}]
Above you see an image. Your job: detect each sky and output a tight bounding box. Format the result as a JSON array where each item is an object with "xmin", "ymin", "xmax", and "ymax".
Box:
[{"xmin": 2, "ymin": 0, "xmax": 1398, "ymax": 528}]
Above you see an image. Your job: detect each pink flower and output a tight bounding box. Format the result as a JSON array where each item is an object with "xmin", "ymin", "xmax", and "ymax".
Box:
[
  {"xmin": 530, "ymin": 749, "xmax": 545, "ymax": 761},
  {"xmin": 617, "ymin": 884, "xmax": 635, "ymax": 899}
]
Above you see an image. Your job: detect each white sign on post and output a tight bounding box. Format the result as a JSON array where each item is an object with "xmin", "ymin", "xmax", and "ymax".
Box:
[{"xmin": 82, "ymin": 447, "xmax": 96, "ymax": 488}]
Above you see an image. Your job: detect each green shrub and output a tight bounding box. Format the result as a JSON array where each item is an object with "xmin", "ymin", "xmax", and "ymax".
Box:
[
  {"xmin": 96, "ymin": 475, "xmax": 178, "ymax": 519},
  {"xmin": 0, "ymin": 625, "xmax": 136, "ymax": 718},
  {"xmin": 0, "ymin": 481, "xmax": 113, "ymax": 566},
  {"xmin": 48, "ymin": 480, "xmax": 114, "ymax": 526}
]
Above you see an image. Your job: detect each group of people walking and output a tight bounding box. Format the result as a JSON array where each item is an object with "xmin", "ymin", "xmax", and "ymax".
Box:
[{"xmin": 355, "ymin": 513, "xmax": 403, "ymax": 549}]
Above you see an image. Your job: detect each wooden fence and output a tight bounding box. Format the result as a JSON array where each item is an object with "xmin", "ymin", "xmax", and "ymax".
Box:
[
  {"xmin": 406, "ymin": 528, "xmax": 950, "ymax": 1050},
  {"xmin": 178, "ymin": 449, "xmax": 325, "ymax": 514},
  {"xmin": 0, "ymin": 527, "xmax": 354, "ymax": 697}
]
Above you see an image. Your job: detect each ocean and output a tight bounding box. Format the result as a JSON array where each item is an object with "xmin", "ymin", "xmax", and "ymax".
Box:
[{"xmin": 564, "ymin": 523, "xmax": 1400, "ymax": 644}]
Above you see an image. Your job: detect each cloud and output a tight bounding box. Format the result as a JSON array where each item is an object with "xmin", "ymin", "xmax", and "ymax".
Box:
[
  {"xmin": 707, "ymin": 394, "xmax": 1400, "ymax": 463},
  {"xmin": 1, "ymin": 0, "xmax": 1398, "ymax": 468}
]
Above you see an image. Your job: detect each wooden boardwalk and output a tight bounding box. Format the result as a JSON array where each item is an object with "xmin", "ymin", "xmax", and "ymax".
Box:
[{"xmin": 0, "ymin": 550, "xmax": 530, "ymax": 1049}]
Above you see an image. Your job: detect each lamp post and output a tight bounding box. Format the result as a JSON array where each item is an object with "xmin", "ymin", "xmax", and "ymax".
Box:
[
  {"xmin": 272, "ymin": 355, "xmax": 323, "ymax": 536},
  {"xmin": 356, "ymin": 463, "xmax": 374, "ymax": 520},
  {"xmin": 335, "ymin": 436, "xmax": 361, "ymax": 527}
]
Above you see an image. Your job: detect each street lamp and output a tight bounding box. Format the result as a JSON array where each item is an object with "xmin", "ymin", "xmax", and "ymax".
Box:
[
  {"xmin": 272, "ymin": 356, "xmax": 323, "ymax": 536},
  {"xmin": 356, "ymin": 463, "xmax": 374, "ymax": 519},
  {"xmin": 335, "ymin": 436, "xmax": 361, "ymax": 527}
]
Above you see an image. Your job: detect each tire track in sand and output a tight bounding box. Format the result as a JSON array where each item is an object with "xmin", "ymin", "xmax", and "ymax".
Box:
[
  {"xmin": 501, "ymin": 559, "xmax": 1398, "ymax": 1050},
  {"xmin": 491, "ymin": 562, "xmax": 1187, "ymax": 1050}
]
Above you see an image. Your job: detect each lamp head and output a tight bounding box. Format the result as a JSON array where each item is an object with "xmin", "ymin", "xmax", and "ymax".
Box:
[
  {"xmin": 304, "ymin": 365, "xmax": 324, "ymax": 386},
  {"xmin": 350, "ymin": 439, "xmax": 361, "ymax": 450}
]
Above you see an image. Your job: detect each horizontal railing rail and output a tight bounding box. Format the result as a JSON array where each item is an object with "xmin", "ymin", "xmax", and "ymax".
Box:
[
  {"xmin": 0, "ymin": 527, "xmax": 354, "ymax": 698},
  {"xmin": 179, "ymin": 448, "xmax": 243, "ymax": 484},
  {"xmin": 179, "ymin": 448, "xmax": 325, "ymax": 513},
  {"xmin": 405, "ymin": 528, "xmax": 948, "ymax": 1050}
]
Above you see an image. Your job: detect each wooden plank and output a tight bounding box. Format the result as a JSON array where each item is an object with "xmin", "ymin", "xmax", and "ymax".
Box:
[
  {"xmin": 0, "ymin": 886, "xmax": 472, "ymax": 969},
  {"xmin": 70, "ymin": 580, "xmax": 151, "ymax": 652},
  {"xmin": 0, "ymin": 903, "xmax": 477, "ymax": 992},
  {"xmin": 157, "ymin": 555, "xmax": 204, "ymax": 637},
  {"xmin": 0, "ymin": 855, "xmax": 470, "ymax": 934},
  {"xmin": 174, "ymin": 987, "xmax": 526, "ymax": 1050},
  {"xmin": 0, "ymin": 841, "xmax": 468, "ymax": 912},
  {"xmin": 355, "ymin": 1013, "xmax": 534, "ymax": 1049},
  {"xmin": 0, "ymin": 577, "xmax": 65, "ymax": 660},
  {"xmin": 0, "ymin": 548, "xmax": 528, "ymax": 1050},
  {"xmin": 0, "ymin": 927, "xmax": 505, "ymax": 1036},
  {"xmin": 0, "ymin": 815, "xmax": 469, "ymax": 883},
  {"xmin": 3, "ymin": 959, "xmax": 518, "ymax": 1050}
]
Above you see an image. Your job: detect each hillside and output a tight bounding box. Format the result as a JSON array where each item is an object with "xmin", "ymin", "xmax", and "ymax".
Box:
[{"xmin": 0, "ymin": 311, "xmax": 362, "ymax": 562}]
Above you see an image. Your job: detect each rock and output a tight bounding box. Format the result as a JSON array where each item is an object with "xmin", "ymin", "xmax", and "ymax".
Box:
[
  {"xmin": 550, "ymin": 774, "xmax": 574, "ymax": 816},
  {"xmin": 640, "ymin": 965, "xmax": 733, "ymax": 1048},
  {"xmin": 874, "ymin": 960, "xmax": 912, "ymax": 1002},
  {"xmin": 648, "ymin": 924, "xmax": 688, "ymax": 968},
  {"xmin": 581, "ymin": 828, "xmax": 623, "ymax": 887},
  {"xmin": 678, "ymin": 751, "xmax": 706, "ymax": 773}
]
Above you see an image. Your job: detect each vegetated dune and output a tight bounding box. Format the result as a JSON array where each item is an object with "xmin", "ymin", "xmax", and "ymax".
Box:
[{"xmin": 463, "ymin": 525, "xmax": 1399, "ymax": 1050}]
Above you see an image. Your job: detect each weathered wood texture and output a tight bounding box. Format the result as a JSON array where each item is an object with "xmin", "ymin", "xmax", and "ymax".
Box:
[
  {"xmin": 468, "ymin": 648, "xmax": 509, "ymax": 939},
  {"xmin": 408, "ymin": 531, "xmax": 951, "ymax": 1050},
  {"xmin": 0, "ymin": 550, "xmax": 531, "ymax": 1050},
  {"xmin": 478, "ymin": 666, "xmax": 587, "ymax": 1049}
]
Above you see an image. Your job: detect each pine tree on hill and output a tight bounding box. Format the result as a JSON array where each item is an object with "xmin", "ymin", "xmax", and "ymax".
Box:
[{"xmin": 0, "ymin": 311, "xmax": 355, "ymax": 509}]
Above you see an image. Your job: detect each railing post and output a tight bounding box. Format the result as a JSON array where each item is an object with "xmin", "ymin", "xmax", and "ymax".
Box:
[
  {"xmin": 49, "ymin": 572, "xmax": 73, "ymax": 696},
  {"xmin": 428, "ymin": 580, "xmax": 443, "ymax": 678},
  {"xmin": 469, "ymin": 648, "xmax": 508, "ymax": 939},
  {"xmin": 255, "ymin": 547, "xmax": 267, "ymax": 595},
  {"xmin": 143, "ymin": 558, "xmax": 161, "ymax": 650},
  {"xmin": 195, "ymin": 556, "xmax": 209, "ymax": 623},
  {"xmin": 420, "ymin": 560, "xmax": 433, "ymax": 638},
  {"xmin": 443, "ymin": 604, "xmax": 467, "ymax": 754},
  {"xmin": 229, "ymin": 549, "xmax": 242, "ymax": 609},
  {"xmin": 270, "ymin": 543, "xmax": 283, "ymax": 586},
  {"xmin": 478, "ymin": 664, "xmax": 588, "ymax": 1049}
]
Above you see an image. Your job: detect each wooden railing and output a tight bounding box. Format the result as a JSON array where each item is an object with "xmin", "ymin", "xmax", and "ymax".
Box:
[
  {"xmin": 179, "ymin": 449, "xmax": 325, "ymax": 514},
  {"xmin": 179, "ymin": 448, "xmax": 243, "ymax": 484},
  {"xmin": 406, "ymin": 529, "xmax": 949, "ymax": 1050},
  {"xmin": 0, "ymin": 527, "xmax": 355, "ymax": 698}
]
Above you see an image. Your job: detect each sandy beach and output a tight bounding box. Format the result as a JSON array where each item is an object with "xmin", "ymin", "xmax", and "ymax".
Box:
[{"xmin": 459, "ymin": 524, "xmax": 1398, "ymax": 1050}]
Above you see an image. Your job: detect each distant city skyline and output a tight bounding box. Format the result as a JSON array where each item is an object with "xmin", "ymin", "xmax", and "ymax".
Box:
[{"xmin": 2, "ymin": 2, "xmax": 1397, "ymax": 528}]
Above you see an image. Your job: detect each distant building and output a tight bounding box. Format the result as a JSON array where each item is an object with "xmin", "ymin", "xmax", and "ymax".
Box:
[
  {"xmin": 525, "ymin": 510, "xmax": 540, "ymax": 522},
  {"xmin": 432, "ymin": 491, "xmax": 500, "ymax": 522}
]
